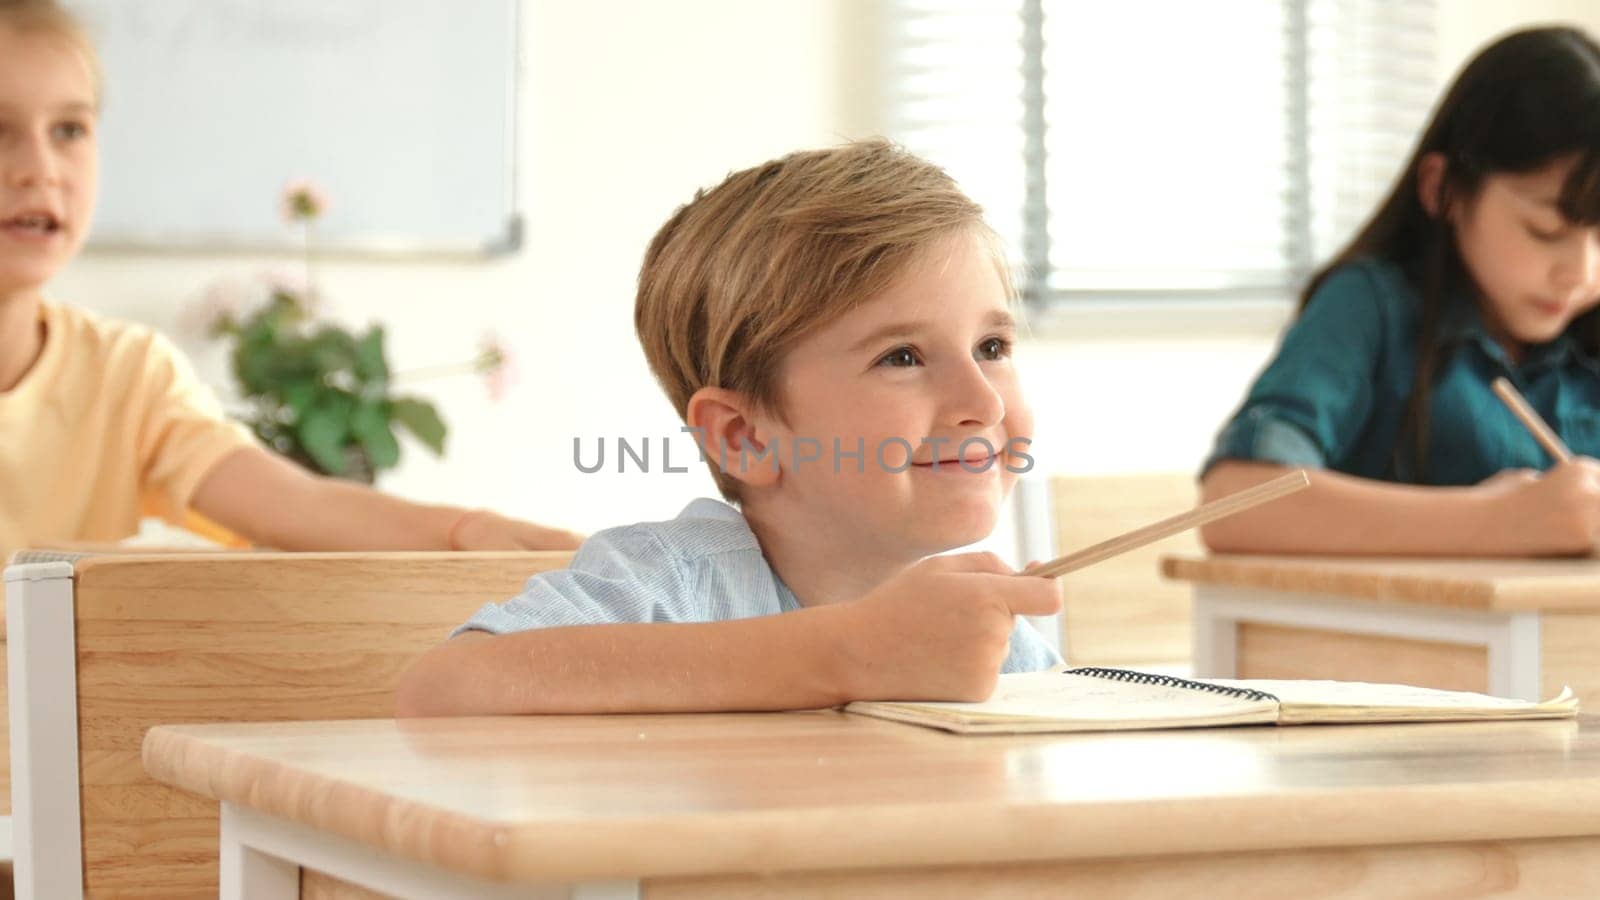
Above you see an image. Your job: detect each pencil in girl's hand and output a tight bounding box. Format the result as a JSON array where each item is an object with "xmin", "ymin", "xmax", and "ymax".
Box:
[
  {"xmin": 1491, "ymin": 376, "xmax": 1572, "ymax": 464},
  {"xmin": 1026, "ymin": 469, "xmax": 1310, "ymax": 579}
]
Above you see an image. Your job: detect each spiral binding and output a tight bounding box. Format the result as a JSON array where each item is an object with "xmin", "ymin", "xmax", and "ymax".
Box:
[{"xmin": 1063, "ymin": 666, "xmax": 1278, "ymax": 703}]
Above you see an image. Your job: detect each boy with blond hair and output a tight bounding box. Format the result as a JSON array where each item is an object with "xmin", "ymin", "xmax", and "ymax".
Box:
[{"xmin": 398, "ymin": 141, "xmax": 1061, "ymax": 715}]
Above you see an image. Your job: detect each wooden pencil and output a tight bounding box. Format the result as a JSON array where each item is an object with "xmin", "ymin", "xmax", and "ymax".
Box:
[
  {"xmin": 1029, "ymin": 469, "xmax": 1310, "ymax": 579},
  {"xmin": 1491, "ymin": 376, "xmax": 1572, "ymax": 463}
]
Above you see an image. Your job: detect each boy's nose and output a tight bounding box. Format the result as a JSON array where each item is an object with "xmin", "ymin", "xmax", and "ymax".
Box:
[{"xmin": 945, "ymin": 359, "xmax": 1006, "ymax": 427}]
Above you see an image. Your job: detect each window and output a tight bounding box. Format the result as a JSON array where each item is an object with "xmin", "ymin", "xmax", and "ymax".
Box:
[{"xmin": 882, "ymin": 0, "xmax": 1437, "ymax": 304}]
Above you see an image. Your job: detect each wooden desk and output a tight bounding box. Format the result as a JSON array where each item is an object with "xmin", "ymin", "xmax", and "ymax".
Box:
[
  {"xmin": 1164, "ymin": 554, "xmax": 1600, "ymax": 706},
  {"xmin": 145, "ymin": 711, "xmax": 1600, "ymax": 899}
]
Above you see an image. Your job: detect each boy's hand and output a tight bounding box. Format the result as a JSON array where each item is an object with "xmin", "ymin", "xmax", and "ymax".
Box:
[
  {"xmin": 836, "ymin": 552, "xmax": 1061, "ymax": 703},
  {"xmin": 450, "ymin": 509, "xmax": 585, "ymax": 551},
  {"xmin": 1477, "ymin": 458, "xmax": 1600, "ymax": 555}
]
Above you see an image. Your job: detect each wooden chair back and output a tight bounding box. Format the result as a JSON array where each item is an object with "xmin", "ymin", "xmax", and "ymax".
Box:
[
  {"xmin": 8, "ymin": 551, "xmax": 571, "ymax": 898},
  {"xmin": 1050, "ymin": 474, "xmax": 1198, "ymax": 666}
]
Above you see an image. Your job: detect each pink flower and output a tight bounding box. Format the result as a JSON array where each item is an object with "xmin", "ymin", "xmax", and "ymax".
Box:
[
  {"xmin": 280, "ymin": 179, "xmax": 329, "ymax": 223},
  {"xmin": 184, "ymin": 275, "xmax": 260, "ymax": 336},
  {"xmin": 262, "ymin": 266, "xmax": 316, "ymax": 314},
  {"xmin": 477, "ymin": 334, "xmax": 517, "ymax": 402}
]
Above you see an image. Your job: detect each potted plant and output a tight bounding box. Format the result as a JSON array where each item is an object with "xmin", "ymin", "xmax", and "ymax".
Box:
[{"xmin": 197, "ymin": 182, "xmax": 509, "ymax": 483}]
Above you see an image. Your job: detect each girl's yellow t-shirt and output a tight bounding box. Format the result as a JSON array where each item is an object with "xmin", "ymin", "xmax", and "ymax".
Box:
[{"xmin": 0, "ymin": 302, "xmax": 254, "ymax": 561}]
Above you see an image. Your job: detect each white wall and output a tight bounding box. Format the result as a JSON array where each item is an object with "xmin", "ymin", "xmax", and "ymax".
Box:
[
  {"xmin": 1437, "ymin": 0, "xmax": 1600, "ymax": 82},
  {"xmin": 48, "ymin": 0, "xmax": 1600, "ymax": 537}
]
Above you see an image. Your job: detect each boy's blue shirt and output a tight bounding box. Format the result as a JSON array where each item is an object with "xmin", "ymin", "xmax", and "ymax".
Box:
[
  {"xmin": 458, "ymin": 497, "xmax": 1062, "ymax": 674},
  {"xmin": 1206, "ymin": 258, "xmax": 1600, "ymax": 484}
]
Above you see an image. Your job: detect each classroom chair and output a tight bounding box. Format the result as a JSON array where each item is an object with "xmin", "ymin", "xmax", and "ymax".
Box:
[
  {"xmin": 4, "ymin": 550, "xmax": 572, "ymax": 899},
  {"xmin": 1045, "ymin": 473, "xmax": 1199, "ymax": 670},
  {"xmin": 0, "ymin": 508, "xmax": 244, "ymax": 839}
]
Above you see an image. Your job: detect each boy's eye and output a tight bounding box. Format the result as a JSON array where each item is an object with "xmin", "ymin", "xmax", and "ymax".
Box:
[
  {"xmin": 877, "ymin": 346, "xmax": 921, "ymax": 367},
  {"xmin": 976, "ymin": 336, "xmax": 1012, "ymax": 361},
  {"xmin": 52, "ymin": 121, "xmax": 89, "ymax": 141}
]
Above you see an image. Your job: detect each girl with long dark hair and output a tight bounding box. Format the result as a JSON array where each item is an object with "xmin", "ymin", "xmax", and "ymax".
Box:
[{"xmin": 1203, "ymin": 26, "xmax": 1600, "ymax": 556}]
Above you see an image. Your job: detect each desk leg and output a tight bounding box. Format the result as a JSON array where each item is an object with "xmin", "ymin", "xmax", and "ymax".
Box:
[
  {"xmin": 221, "ymin": 806, "xmax": 297, "ymax": 900},
  {"xmin": 1489, "ymin": 613, "xmax": 1543, "ymax": 702},
  {"xmin": 1191, "ymin": 587, "xmax": 1238, "ymax": 677},
  {"xmin": 219, "ymin": 803, "xmax": 639, "ymax": 899}
]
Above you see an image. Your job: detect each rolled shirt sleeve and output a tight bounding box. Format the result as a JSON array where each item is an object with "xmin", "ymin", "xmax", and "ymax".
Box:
[{"xmin": 1204, "ymin": 265, "xmax": 1389, "ymax": 474}]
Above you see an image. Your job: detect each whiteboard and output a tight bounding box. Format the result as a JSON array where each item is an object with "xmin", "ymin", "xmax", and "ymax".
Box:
[{"xmin": 71, "ymin": 0, "xmax": 521, "ymax": 257}]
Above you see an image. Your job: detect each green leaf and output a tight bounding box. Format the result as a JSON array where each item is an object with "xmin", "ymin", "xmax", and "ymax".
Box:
[
  {"xmin": 310, "ymin": 327, "xmax": 357, "ymax": 374},
  {"xmin": 297, "ymin": 396, "xmax": 353, "ymax": 475},
  {"xmin": 281, "ymin": 379, "xmax": 320, "ymax": 418},
  {"xmin": 232, "ymin": 336, "xmax": 279, "ymax": 394},
  {"xmin": 390, "ymin": 397, "xmax": 447, "ymax": 456},
  {"xmin": 350, "ymin": 400, "xmax": 401, "ymax": 470},
  {"xmin": 353, "ymin": 326, "xmax": 389, "ymax": 381}
]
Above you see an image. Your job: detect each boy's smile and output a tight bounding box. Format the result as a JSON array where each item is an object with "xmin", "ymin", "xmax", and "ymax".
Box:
[{"xmin": 0, "ymin": 25, "xmax": 97, "ymax": 299}]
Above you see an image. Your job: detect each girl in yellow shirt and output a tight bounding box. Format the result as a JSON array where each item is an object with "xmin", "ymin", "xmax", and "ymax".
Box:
[{"xmin": 0, "ymin": 0, "xmax": 581, "ymax": 560}]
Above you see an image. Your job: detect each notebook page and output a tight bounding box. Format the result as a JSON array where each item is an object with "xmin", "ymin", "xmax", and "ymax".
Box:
[{"xmin": 1206, "ymin": 678, "xmax": 1578, "ymax": 723}]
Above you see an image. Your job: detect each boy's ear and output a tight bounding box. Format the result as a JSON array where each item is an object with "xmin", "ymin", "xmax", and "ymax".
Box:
[
  {"xmin": 685, "ymin": 387, "xmax": 781, "ymax": 488},
  {"xmin": 1417, "ymin": 152, "xmax": 1448, "ymax": 218}
]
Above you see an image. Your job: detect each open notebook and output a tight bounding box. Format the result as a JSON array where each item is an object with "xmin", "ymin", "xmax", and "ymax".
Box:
[{"xmin": 844, "ymin": 666, "xmax": 1579, "ymax": 735}]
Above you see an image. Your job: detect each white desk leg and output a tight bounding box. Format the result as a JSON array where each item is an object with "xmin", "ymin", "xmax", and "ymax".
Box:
[
  {"xmin": 5, "ymin": 562, "xmax": 85, "ymax": 900},
  {"xmin": 1489, "ymin": 613, "xmax": 1543, "ymax": 702},
  {"xmin": 1191, "ymin": 586, "xmax": 1238, "ymax": 677},
  {"xmin": 221, "ymin": 806, "xmax": 298, "ymax": 900}
]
